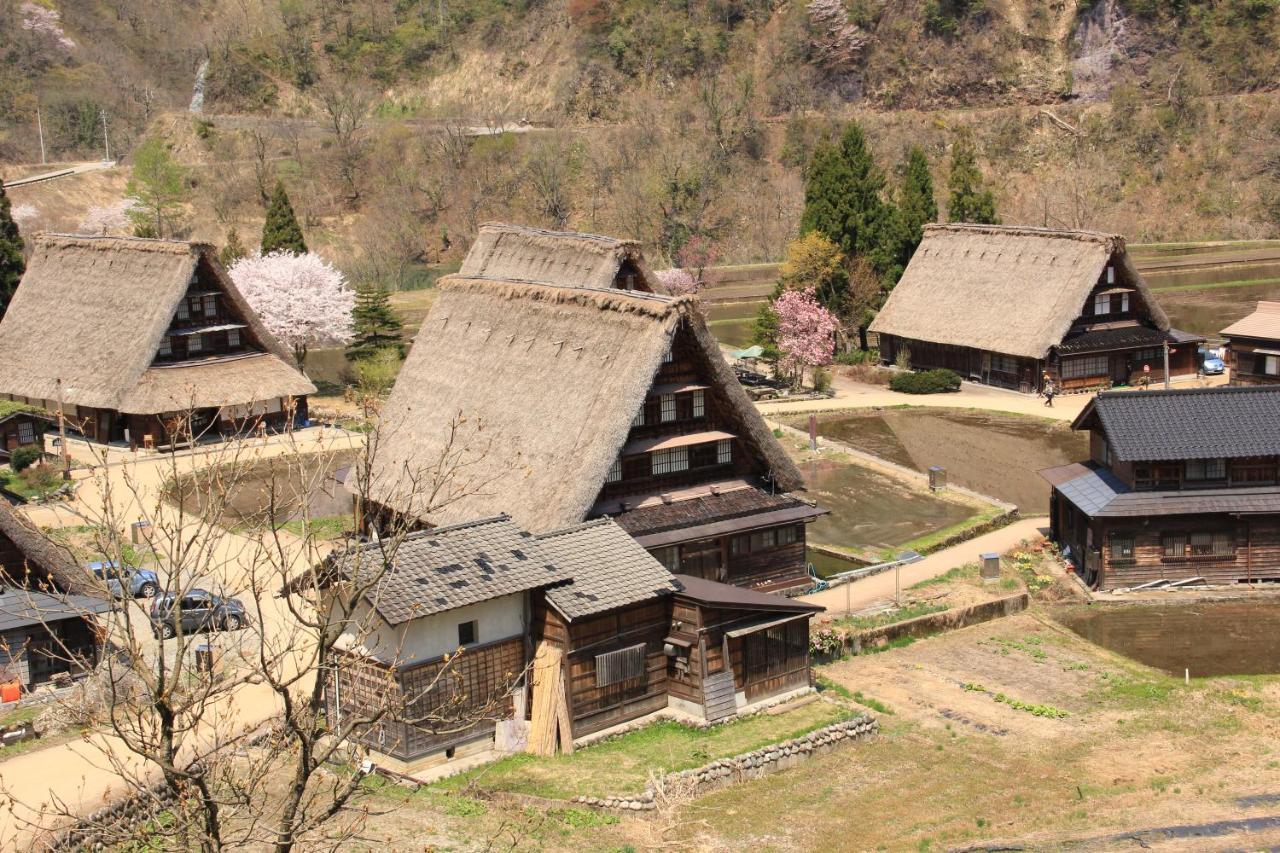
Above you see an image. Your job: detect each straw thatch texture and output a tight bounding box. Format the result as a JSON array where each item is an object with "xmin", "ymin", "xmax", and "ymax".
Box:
[
  {"xmin": 362, "ymin": 276, "xmax": 802, "ymax": 533},
  {"xmin": 869, "ymin": 224, "xmax": 1170, "ymax": 360},
  {"xmin": 460, "ymin": 222, "xmax": 664, "ymax": 293},
  {"xmin": 120, "ymin": 353, "xmax": 315, "ymax": 414},
  {"xmin": 0, "ymin": 234, "xmax": 311, "ymax": 412},
  {"xmin": 0, "ymin": 501, "xmax": 93, "ymax": 596}
]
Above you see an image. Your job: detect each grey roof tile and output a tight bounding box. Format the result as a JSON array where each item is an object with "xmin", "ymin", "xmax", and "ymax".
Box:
[
  {"xmin": 1089, "ymin": 386, "xmax": 1280, "ymax": 462},
  {"xmin": 537, "ymin": 519, "xmax": 678, "ymax": 621}
]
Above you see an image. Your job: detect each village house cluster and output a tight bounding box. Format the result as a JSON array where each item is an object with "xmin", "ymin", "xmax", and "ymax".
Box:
[{"xmin": 0, "ymin": 218, "xmax": 1276, "ymax": 778}]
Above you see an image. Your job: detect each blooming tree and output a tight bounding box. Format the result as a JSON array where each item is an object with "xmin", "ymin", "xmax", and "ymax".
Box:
[
  {"xmin": 11, "ymin": 204, "xmax": 40, "ymax": 228},
  {"xmin": 774, "ymin": 287, "xmax": 838, "ymax": 387},
  {"xmin": 675, "ymin": 235, "xmax": 720, "ymax": 283},
  {"xmin": 654, "ymin": 267, "xmax": 700, "ymax": 298},
  {"xmin": 21, "ymin": 2, "xmax": 75, "ymax": 50},
  {"xmin": 228, "ymin": 251, "xmax": 355, "ymax": 374},
  {"xmin": 78, "ymin": 200, "xmax": 139, "ymax": 236}
]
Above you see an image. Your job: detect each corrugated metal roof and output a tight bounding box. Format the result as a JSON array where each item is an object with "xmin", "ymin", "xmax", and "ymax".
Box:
[{"xmin": 1046, "ymin": 462, "xmax": 1280, "ymax": 518}]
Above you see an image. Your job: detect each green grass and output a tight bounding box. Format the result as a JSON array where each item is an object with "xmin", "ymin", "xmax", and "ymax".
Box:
[
  {"xmin": 837, "ymin": 601, "xmax": 949, "ymax": 631},
  {"xmin": 435, "ymin": 700, "xmax": 853, "ymax": 799},
  {"xmin": 1148, "ymin": 275, "xmax": 1280, "ymax": 293},
  {"xmin": 908, "ymin": 564, "xmax": 976, "ymax": 590},
  {"xmin": 276, "ymin": 515, "xmax": 354, "ymax": 541},
  {"xmin": 0, "ymin": 705, "xmax": 40, "ymax": 728},
  {"xmin": 0, "ymin": 467, "xmax": 64, "ymax": 501},
  {"xmin": 893, "ymin": 505, "xmax": 1008, "ymax": 556}
]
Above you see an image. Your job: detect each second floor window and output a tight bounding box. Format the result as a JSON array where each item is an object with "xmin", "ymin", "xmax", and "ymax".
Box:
[
  {"xmin": 1185, "ymin": 458, "xmax": 1226, "ymax": 481},
  {"xmin": 660, "ymin": 394, "xmax": 676, "ymax": 422},
  {"xmin": 692, "ymin": 389, "xmax": 705, "ymax": 418},
  {"xmin": 1261, "ymin": 354, "xmax": 1280, "ymax": 376},
  {"xmin": 188, "ymin": 334, "xmax": 204, "ymax": 354},
  {"xmin": 176, "ymin": 300, "xmax": 189, "ymax": 321},
  {"xmin": 158, "ymin": 336, "xmax": 172, "ymax": 357},
  {"xmin": 227, "ymin": 328, "xmax": 241, "ymax": 348},
  {"xmin": 606, "ymin": 457, "xmax": 622, "ymax": 483},
  {"xmin": 717, "ymin": 438, "xmax": 732, "ymax": 465},
  {"xmin": 203, "ymin": 295, "xmax": 217, "ymax": 317},
  {"xmin": 651, "ymin": 447, "xmax": 689, "ymax": 475}
]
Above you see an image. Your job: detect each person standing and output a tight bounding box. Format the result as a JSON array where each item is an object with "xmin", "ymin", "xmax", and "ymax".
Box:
[{"xmin": 1043, "ymin": 378, "xmax": 1056, "ymax": 407}]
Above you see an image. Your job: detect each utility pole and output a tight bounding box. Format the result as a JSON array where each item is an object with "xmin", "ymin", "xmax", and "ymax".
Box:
[
  {"xmin": 1163, "ymin": 340, "xmax": 1171, "ymax": 390},
  {"xmin": 56, "ymin": 378, "xmax": 70, "ymax": 482},
  {"xmin": 100, "ymin": 109, "xmax": 110, "ymax": 163},
  {"xmin": 36, "ymin": 103, "xmax": 46, "ymax": 166}
]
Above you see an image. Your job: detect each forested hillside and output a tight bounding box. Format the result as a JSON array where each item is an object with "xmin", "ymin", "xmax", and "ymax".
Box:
[{"xmin": 2, "ymin": 0, "xmax": 1278, "ymax": 275}]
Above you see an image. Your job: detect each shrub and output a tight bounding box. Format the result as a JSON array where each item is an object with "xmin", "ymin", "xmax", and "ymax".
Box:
[
  {"xmin": 10, "ymin": 445, "xmax": 40, "ymax": 472},
  {"xmin": 889, "ymin": 369, "xmax": 962, "ymax": 394},
  {"xmin": 20, "ymin": 462, "xmax": 61, "ymax": 495},
  {"xmin": 813, "ymin": 366, "xmax": 832, "ymax": 393},
  {"xmin": 835, "ymin": 348, "xmax": 880, "ymax": 365}
]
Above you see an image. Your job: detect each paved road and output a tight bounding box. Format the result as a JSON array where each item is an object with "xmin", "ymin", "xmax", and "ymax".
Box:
[{"xmin": 800, "ymin": 516, "xmax": 1050, "ymax": 616}]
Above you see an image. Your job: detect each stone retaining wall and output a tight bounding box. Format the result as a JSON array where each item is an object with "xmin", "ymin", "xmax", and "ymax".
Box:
[
  {"xmin": 850, "ymin": 593, "xmax": 1029, "ymax": 653},
  {"xmin": 569, "ymin": 713, "xmax": 878, "ymax": 812}
]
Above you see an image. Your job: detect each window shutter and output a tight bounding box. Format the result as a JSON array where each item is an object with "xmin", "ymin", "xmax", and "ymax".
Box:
[{"xmin": 596, "ymin": 643, "xmax": 646, "ymax": 687}]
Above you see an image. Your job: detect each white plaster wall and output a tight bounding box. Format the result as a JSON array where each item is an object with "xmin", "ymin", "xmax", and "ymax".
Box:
[{"xmin": 335, "ymin": 592, "xmax": 527, "ymax": 664}]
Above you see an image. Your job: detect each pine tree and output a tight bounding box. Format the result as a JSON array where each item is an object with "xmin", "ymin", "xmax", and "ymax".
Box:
[
  {"xmin": 261, "ymin": 181, "xmax": 307, "ymax": 255},
  {"xmin": 899, "ymin": 146, "xmax": 938, "ymax": 253},
  {"xmin": 799, "ymin": 120, "xmax": 902, "ymax": 282},
  {"xmin": 946, "ymin": 129, "xmax": 999, "ymax": 224},
  {"xmin": 0, "ymin": 183, "xmax": 24, "ymax": 317},
  {"xmin": 347, "ymin": 283, "xmax": 404, "ymax": 360},
  {"xmin": 218, "ymin": 228, "xmax": 247, "ymax": 268}
]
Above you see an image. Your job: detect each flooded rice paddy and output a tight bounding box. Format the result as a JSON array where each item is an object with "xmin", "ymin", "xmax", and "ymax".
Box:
[
  {"xmin": 798, "ymin": 457, "xmax": 975, "ymax": 558},
  {"xmin": 1056, "ymin": 600, "xmax": 1280, "ymax": 677},
  {"xmin": 790, "ymin": 408, "xmax": 1087, "ymax": 514},
  {"xmin": 167, "ymin": 451, "xmax": 356, "ymax": 526}
]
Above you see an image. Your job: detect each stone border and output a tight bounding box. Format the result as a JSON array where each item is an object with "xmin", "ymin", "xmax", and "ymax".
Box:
[{"xmin": 568, "ymin": 713, "xmax": 878, "ymax": 812}]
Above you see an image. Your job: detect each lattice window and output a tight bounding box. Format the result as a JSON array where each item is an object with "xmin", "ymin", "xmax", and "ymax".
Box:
[
  {"xmin": 716, "ymin": 438, "xmax": 732, "ymax": 465},
  {"xmin": 596, "ymin": 643, "xmax": 646, "ymax": 687},
  {"xmin": 651, "ymin": 447, "xmax": 689, "ymax": 475},
  {"xmin": 660, "ymin": 394, "xmax": 676, "ymax": 422},
  {"xmin": 692, "ymin": 390, "xmax": 705, "ymax": 418},
  {"xmin": 606, "ymin": 457, "xmax": 622, "ymax": 483},
  {"xmin": 228, "ymin": 328, "xmax": 241, "ymax": 348}
]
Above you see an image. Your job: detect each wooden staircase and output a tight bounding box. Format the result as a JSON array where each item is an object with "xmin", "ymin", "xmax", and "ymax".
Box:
[{"xmin": 702, "ymin": 670, "xmax": 738, "ymax": 722}]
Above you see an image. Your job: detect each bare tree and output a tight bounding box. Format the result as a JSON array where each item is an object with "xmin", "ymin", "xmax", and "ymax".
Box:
[{"xmin": 317, "ymin": 79, "xmax": 373, "ymax": 208}]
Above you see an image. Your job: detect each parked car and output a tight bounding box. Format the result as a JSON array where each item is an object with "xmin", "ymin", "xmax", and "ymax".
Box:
[
  {"xmin": 89, "ymin": 560, "xmax": 159, "ymax": 599},
  {"xmin": 1202, "ymin": 354, "xmax": 1226, "ymax": 375},
  {"xmin": 149, "ymin": 590, "xmax": 249, "ymax": 639}
]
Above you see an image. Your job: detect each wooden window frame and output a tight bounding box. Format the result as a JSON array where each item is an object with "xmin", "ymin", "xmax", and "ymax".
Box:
[
  {"xmin": 692, "ymin": 389, "xmax": 705, "ymax": 419},
  {"xmin": 651, "ymin": 447, "xmax": 689, "ymax": 476},
  {"xmin": 457, "ymin": 620, "xmax": 478, "ymax": 647},
  {"xmin": 1185, "ymin": 458, "xmax": 1226, "ymax": 482},
  {"xmin": 606, "ymin": 457, "xmax": 622, "ymax": 483},
  {"xmin": 1108, "ymin": 532, "xmax": 1135, "ymax": 564},
  {"xmin": 596, "ymin": 643, "xmax": 646, "ymax": 687},
  {"xmin": 660, "ymin": 394, "xmax": 676, "ymax": 423}
]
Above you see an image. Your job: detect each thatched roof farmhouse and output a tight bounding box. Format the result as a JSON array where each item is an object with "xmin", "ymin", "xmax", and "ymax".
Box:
[
  {"xmin": 870, "ymin": 224, "xmax": 1203, "ymax": 393},
  {"xmin": 359, "ymin": 223, "xmax": 821, "ymax": 593},
  {"xmin": 460, "ymin": 222, "xmax": 665, "ymax": 293},
  {"xmin": 0, "ymin": 235, "xmax": 314, "ymax": 447}
]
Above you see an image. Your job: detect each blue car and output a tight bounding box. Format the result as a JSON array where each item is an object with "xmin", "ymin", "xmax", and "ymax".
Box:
[
  {"xmin": 1202, "ymin": 355, "xmax": 1226, "ymax": 375},
  {"xmin": 89, "ymin": 560, "xmax": 159, "ymax": 599}
]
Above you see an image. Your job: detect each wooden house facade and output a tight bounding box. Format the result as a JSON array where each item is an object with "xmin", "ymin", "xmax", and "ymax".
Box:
[
  {"xmin": 358, "ymin": 223, "xmax": 824, "ymax": 595},
  {"xmin": 1043, "ymin": 387, "xmax": 1280, "ymax": 589},
  {"xmin": 1221, "ymin": 301, "xmax": 1280, "ymax": 387},
  {"xmin": 0, "ymin": 235, "xmax": 314, "ymax": 450},
  {"xmin": 870, "ymin": 225, "xmax": 1202, "ymax": 393},
  {"xmin": 0, "ymin": 408, "xmax": 55, "ymax": 462},
  {"xmin": 319, "ymin": 514, "xmax": 822, "ymax": 772}
]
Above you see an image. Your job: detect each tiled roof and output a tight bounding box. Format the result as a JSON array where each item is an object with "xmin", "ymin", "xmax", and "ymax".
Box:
[
  {"xmin": 609, "ymin": 486, "xmax": 808, "ymax": 536},
  {"xmin": 671, "ymin": 574, "xmax": 823, "ymax": 613},
  {"xmin": 334, "ymin": 515, "xmax": 571, "ymax": 625},
  {"xmin": 0, "ymin": 590, "xmax": 111, "ymax": 632},
  {"xmin": 1043, "ymin": 461, "xmax": 1280, "ymax": 518},
  {"xmin": 1079, "ymin": 386, "xmax": 1280, "ymax": 461},
  {"xmin": 1056, "ymin": 325, "xmax": 1203, "ymax": 356},
  {"xmin": 538, "ymin": 519, "xmax": 678, "ymax": 621}
]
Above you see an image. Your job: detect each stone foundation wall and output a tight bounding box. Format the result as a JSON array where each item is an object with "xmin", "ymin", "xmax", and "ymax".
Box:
[
  {"xmin": 851, "ymin": 593, "xmax": 1029, "ymax": 653},
  {"xmin": 569, "ymin": 713, "xmax": 878, "ymax": 812}
]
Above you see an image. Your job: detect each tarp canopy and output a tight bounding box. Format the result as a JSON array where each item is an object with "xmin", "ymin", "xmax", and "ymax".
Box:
[{"xmin": 732, "ymin": 345, "xmax": 763, "ymax": 359}]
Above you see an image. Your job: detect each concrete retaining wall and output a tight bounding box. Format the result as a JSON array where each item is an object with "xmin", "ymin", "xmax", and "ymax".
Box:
[
  {"xmin": 569, "ymin": 713, "xmax": 878, "ymax": 812},
  {"xmin": 852, "ymin": 593, "xmax": 1030, "ymax": 653}
]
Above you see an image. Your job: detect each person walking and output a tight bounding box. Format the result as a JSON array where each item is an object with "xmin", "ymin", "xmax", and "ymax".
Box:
[{"xmin": 1043, "ymin": 378, "xmax": 1056, "ymax": 407}]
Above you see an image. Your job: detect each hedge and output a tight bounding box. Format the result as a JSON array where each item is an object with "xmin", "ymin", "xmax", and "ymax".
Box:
[
  {"xmin": 889, "ymin": 368, "xmax": 962, "ymax": 394},
  {"xmin": 10, "ymin": 446, "xmax": 41, "ymax": 472}
]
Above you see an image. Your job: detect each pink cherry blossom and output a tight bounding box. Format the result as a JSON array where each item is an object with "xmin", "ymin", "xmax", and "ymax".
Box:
[
  {"xmin": 228, "ymin": 251, "xmax": 355, "ymax": 373},
  {"xmin": 654, "ymin": 267, "xmax": 700, "ymax": 298},
  {"xmin": 774, "ymin": 287, "xmax": 838, "ymax": 382}
]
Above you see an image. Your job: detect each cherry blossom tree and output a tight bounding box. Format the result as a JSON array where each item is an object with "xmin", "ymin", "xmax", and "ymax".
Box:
[
  {"xmin": 20, "ymin": 2, "xmax": 75, "ymax": 51},
  {"xmin": 11, "ymin": 204, "xmax": 40, "ymax": 229},
  {"xmin": 654, "ymin": 267, "xmax": 700, "ymax": 298},
  {"xmin": 774, "ymin": 287, "xmax": 838, "ymax": 387},
  {"xmin": 228, "ymin": 251, "xmax": 355, "ymax": 374},
  {"xmin": 78, "ymin": 200, "xmax": 139, "ymax": 236}
]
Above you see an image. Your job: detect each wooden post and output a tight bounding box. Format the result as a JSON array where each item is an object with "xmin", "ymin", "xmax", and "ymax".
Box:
[
  {"xmin": 808, "ymin": 414, "xmax": 817, "ymax": 452},
  {"xmin": 1163, "ymin": 340, "xmax": 1171, "ymax": 390},
  {"xmin": 56, "ymin": 378, "xmax": 70, "ymax": 481}
]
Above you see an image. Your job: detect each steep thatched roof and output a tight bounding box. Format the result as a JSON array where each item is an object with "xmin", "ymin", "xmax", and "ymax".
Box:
[
  {"xmin": 121, "ymin": 353, "xmax": 316, "ymax": 415},
  {"xmin": 0, "ymin": 501, "xmax": 94, "ymax": 596},
  {"xmin": 0, "ymin": 234, "xmax": 314, "ymax": 413},
  {"xmin": 460, "ymin": 222, "xmax": 665, "ymax": 293},
  {"xmin": 869, "ymin": 224, "xmax": 1170, "ymax": 360},
  {"xmin": 360, "ymin": 276, "xmax": 802, "ymax": 533}
]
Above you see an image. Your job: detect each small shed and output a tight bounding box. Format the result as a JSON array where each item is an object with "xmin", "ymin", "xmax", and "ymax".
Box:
[
  {"xmin": 0, "ymin": 407, "xmax": 55, "ymax": 463},
  {"xmin": 0, "ymin": 588, "xmax": 110, "ymax": 690},
  {"xmin": 666, "ymin": 574, "xmax": 822, "ymax": 721},
  {"xmin": 1221, "ymin": 301, "xmax": 1280, "ymax": 386}
]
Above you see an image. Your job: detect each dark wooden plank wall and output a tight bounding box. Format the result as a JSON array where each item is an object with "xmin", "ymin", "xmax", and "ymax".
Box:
[
  {"xmin": 1228, "ymin": 337, "xmax": 1280, "ymax": 386},
  {"xmin": 1098, "ymin": 515, "xmax": 1280, "ymax": 588},
  {"xmin": 666, "ymin": 599, "xmax": 703, "ymax": 704},
  {"xmin": 726, "ymin": 531, "xmax": 808, "ymax": 592}
]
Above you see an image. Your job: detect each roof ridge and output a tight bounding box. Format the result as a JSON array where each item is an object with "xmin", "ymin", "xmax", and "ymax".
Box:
[
  {"xmin": 477, "ymin": 221, "xmax": 639, "ymax": 248},
  {"xmin": 923, "ymin": 223, "xmax": 1122, "ymax": 244},
  {"xmin": 534, "ymin": 517, "xmax": 616, "ymax": 539},
  {"xmin": 36, "ymin": 232, "xmax": 207, "ymax": 253},
  {"xmin": 1096, "ymin": 385, "xmax": 1280, "ymax": 400},
  {"xmin": 443, "ymin": 275, "xmax": 680, "ymax": 304}
]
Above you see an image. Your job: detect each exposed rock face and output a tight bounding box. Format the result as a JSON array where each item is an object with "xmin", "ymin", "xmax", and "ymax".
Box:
[{"xmin": 1072, "ymin": 0, "xmax": 1128, "ymax": 101}]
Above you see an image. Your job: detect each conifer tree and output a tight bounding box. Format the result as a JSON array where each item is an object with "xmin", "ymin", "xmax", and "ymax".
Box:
[
  {"xmin": 218, "ymin": 228, "xmax": 247, "ymax": 268},
  {"xmin": 261, "ymin": 181, "xmax": 307, "ymax": 255},
  {"xmin": 800, "ymin": 121, "xmax": 888, "ymax": 263},
  {"xmin": 946, "ymin": 129, "xmax": 999, "ymax": 224},
  {"xmin": 0, "ymin": 183, "xmax": 24, "ymax": 317},
  {"xmin": 347, "ymin": 283, "xmax": 404, "ymax": 360},
  {"xmin": 899, "ymin": 146, "xmax": 938, "ymax": 253}
]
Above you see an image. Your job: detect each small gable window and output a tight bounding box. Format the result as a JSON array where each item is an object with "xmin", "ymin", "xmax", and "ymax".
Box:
[
  {"xmin": 188, "ymin": 334, "xmax": 204, "ymax": 354},
  {"xmin": 457, "ymin": 620, "xmax": 477, "ymax": 646},
  {"xmin": 606, "ymin": 457, "xmax": 622, "ymax": 483},
  {"xmin": 660, "ymin": 394, "xmax": 676, "ymax": 422},
  {"xmin": 1093, "ymin": 293, "xmax": 1110, "ymax": 315},
  {"xmin": 158, "ymin": 336, "xmax": 172, "ymax": 357},
  {"xmin": 692, "ymin": 389, "xmax": 705, "ymax": 418},
  {"xmin": 651, "ymin": 447, "xmax": 689, "ymax": 475},
  {"xmin": 716, "ymin": 438, "xmax": 732, "ymax": 465},
  {"xmin": 203, "ymin": 295, "xmax": 217, "ymax": 317},
  {"xmin": 176, "ymin": 300, "xmax": 189, "ymax": 321}
]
